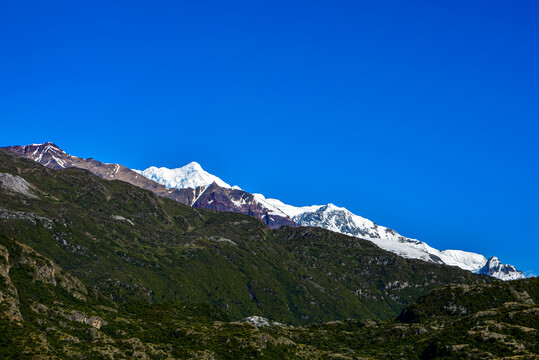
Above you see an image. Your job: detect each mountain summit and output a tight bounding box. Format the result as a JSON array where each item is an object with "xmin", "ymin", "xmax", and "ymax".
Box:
[
  {"xmin": 477, "ymin": 256, "xmax": 525, "ymax": 281},
  {"xmin": 134, "ymin": 162, "xmax": 239, "ymax": 190}
]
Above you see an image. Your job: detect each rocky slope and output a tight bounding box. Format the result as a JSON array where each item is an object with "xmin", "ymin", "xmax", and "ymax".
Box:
[
  {"xmin": 191, "ymin": 182, "xmax": 298, "ymax": 228},
  {"xmin": 397, "ymin": 276, "xmax": 539, "ymax": 323},
  {"xmin": 2, "ymin": 143, "xmax": 203, "ymax": 205},
  {"xmin": 3, "ymin": 143, "xmax": 525, "ymax": 280}
]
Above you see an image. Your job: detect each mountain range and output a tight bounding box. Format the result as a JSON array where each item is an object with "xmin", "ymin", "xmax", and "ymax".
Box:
[
  {"xmin": 0, "ymin": 146, "xmax": 537, "ymax": 359},
  {"xmin": 0, "ymin": 148, "xmax": 491, "ymax": 324},
  {"xmin": 2, "ymin": 142, "xmax": 525, "ymax": 280}
]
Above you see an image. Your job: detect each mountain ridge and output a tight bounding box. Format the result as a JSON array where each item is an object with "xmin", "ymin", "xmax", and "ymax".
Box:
[
  {"xmin": 0, "ymin": 148, "xmax": 493, "ymax": 326},
  {"xmin": 134, "ymin": 157, "xmax": 526, "ymax": 280},
  {"xmin": 2, "ymin": 142, "xmax": 525, "ymax": 280}
]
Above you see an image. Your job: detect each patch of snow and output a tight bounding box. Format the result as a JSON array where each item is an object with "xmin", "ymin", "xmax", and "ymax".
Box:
[
  {"xmin": 230, "ymin": 197, "xmax": 247, "ymax": 208},
  {"xmin": 191, "ymin": 185, "xmax": 207, "ymax": 206},
  {"xmin": 438, "ymin": 249, "xmax": 487, "ymax": 271},
  {"xmin": 53, "ymin": 156, "xmax": 66, "ymax": 168},
  {"xmin": 111, "ymin": 215, "xmax": 135, "ymax": 225},
  {"xmin": 252, "ymin": 193, "xmax": 321, "ymax": 218}
]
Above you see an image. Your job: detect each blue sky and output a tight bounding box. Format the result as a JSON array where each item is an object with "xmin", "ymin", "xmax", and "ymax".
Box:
[{"xmin": 1, "ymin": 1, "xmax": 538, "ymax": 275}]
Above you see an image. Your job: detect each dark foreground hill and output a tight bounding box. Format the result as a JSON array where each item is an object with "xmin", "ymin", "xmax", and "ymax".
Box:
[{"xmin": 0, "ymin": 240, "xmax": 536, "ymax": 358}]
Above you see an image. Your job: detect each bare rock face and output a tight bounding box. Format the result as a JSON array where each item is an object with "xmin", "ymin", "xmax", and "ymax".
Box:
[
  {"xmin": 16, "ymin": 241, "xmax": 89, "ymax": 299},
  {"xmin": 0, "ymin": 207, "xmax": 54, "ymax": 229},
  {"xmin": 0, "ymin": 239, "xmax": 97, "ymax": 324},
  {"xmin": 241, "ymin": 315, "xmax": 285, "ymax": 327},
  {"xmin": 193, "ymin": 182, "xmax": 298, "ymax": 229},
  {"xmin": 0, "ymin": 172, "xmax": 38, "ymax": 199},
  {"xmin": 68, "ymin": 311, "xmax": 106, "ymax": 329},
  {"xmin": 0, "ymin": 244, "xmax": 23, "ymax": 322}
]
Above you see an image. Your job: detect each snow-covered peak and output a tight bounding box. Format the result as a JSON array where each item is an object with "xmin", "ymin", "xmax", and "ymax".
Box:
[
  {"xmin": 488, "ymin": 256, "xmax": 501, "ymax": 267},
  {"xmin": 23, "ymin": 143, "xmax": 69, "ymax": 168},
  {"xmin": 245, "ymin": 197, "xmax": 513, "ymax": 277},
  {"xmin": 184, "ymin": 161, "xmax": 203, "ymax": 171},
  {"xmin": 476, "ymin": 256, "xmax": 525, "ymax": 281},
  {"xmin": 324, "ymin": 203, "xmax": 343, "ymax": 211},
  {"xmin": 134, "ymin": 162, "xmax": 237, "ymax": 190}
]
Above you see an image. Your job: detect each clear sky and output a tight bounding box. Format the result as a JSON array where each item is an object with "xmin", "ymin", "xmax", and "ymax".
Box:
[{"xmin": 1, "ymin": 1, "xmax": 538, "ymax": 275}]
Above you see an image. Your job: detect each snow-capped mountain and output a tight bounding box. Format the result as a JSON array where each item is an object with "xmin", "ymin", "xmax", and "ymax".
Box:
[
  {"xmin": 476, "ymin": 257, "xmax": 525, "ymax": 281},
  {"xmin": 245, "ymin": 199, "xmax": 488, "ymax": 271},
  {"xmin": 135, "ymin": 162, "xmax": 525, "ymax": 280},
  {"xmin": 6, "ymin": 142, "xmax": 72, "ymax": 169},
  {"xmin": 3, "ymin": 143, "xmax": 525, "ymax": 280},
  {"xmin": 290, "ymin": 203, "xmax": 489, "ymax": 271}
]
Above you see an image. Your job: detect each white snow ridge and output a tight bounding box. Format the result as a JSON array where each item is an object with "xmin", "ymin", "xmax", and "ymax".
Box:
[{"xmin": 134, "ymin": 162, "xmax": 237, "ymax": 190}]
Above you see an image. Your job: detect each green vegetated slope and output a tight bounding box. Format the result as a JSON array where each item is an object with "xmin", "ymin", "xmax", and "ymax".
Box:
[
  {"xmin": 1, "ymin": 150, "xmax": 537, "ymax": 359},
  {"xmin": 398, "ymin": 276, "xmax": 539, "ymax": 323},
  {"xmin": 0, "ymin": 149, "xmax": 489, "ymax": 325},
  {"xmin": 0, "ymin": 241, "xmax": 536, "ymax": 359}
]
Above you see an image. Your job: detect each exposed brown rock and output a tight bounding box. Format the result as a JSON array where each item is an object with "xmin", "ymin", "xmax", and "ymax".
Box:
[
  {"xmin": 2, "ymin": 143, "xmax": 197, "ymax": 205},
  {"xmin": 193, "ymin": 182, "xmax": 298, "ymax": 229},
  {"xmin": 3, "ymin": 143, "xmax": 299, "ymax": 229}
]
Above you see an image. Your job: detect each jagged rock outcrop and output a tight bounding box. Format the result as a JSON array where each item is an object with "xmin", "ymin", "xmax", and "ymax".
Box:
[
  {"xmin": 0, "ymin": 238, "xmax": 92, "ymax": 324},
  {"xmin": 193, "ymin": 182, "xmax": 298, "ymax": 228},
  {"xmin": 0, "ymin": 173, "xmax": 38, "ymax": 199}
]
